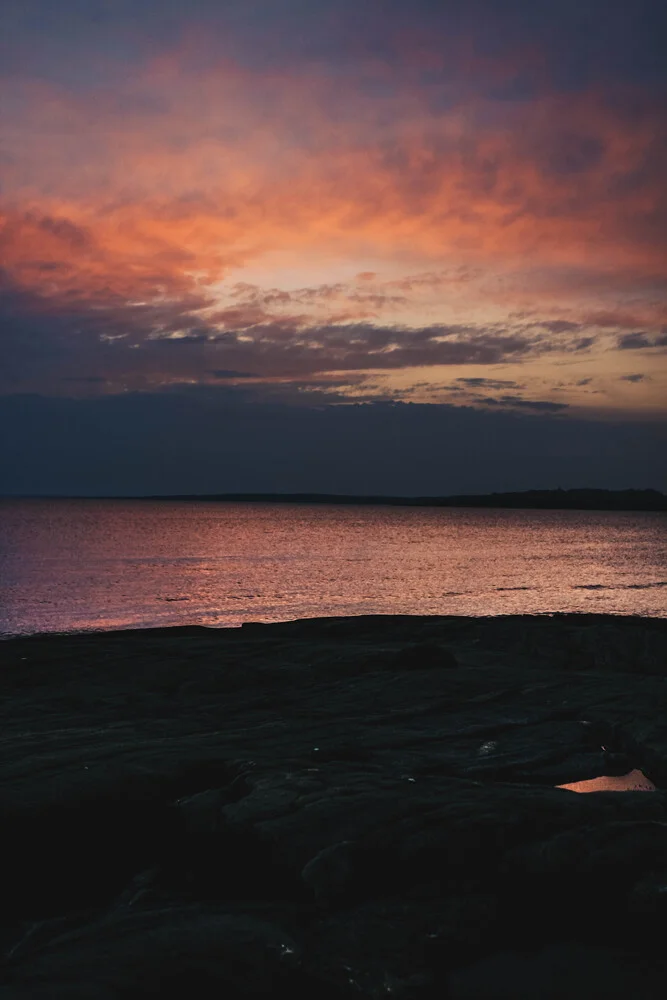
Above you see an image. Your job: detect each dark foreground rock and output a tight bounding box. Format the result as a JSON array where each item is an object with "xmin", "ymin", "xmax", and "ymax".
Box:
[{"xmin": 2, "ymin": 613, "xmax": 667, "ymax": 997}]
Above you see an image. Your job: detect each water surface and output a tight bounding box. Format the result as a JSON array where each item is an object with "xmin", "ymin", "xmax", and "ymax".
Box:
[
  {"xmin": 557, "ymin": 770, "xmax": 656, "ymax": 793},
  {"xmin": 1, "ymin": 500, "xmax": 665, "ymax": 635}
]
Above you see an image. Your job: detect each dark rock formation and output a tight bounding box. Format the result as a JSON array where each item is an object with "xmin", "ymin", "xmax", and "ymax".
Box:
[{"xmin": 2, "ymin": 613, "xmax": 667, "ymax": 997}]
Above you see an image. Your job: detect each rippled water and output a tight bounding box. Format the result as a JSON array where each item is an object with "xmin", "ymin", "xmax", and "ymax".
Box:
[{"xmin": 0, "ymin": 499, "xmax": 665, "ymax": 635}]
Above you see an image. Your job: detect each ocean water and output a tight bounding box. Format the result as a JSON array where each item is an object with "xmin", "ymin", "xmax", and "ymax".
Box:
[{"xmin": 0, "ymin": 499, "xmax": 665, "ymax": 635}]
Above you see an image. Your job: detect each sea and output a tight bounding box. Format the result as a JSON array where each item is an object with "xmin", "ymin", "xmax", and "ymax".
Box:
[{"xmin": 0, "ymin": 499, "xmax": 665, "ymax": 636}]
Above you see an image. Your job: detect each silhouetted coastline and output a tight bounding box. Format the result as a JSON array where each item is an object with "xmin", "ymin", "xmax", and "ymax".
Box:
[{"xmin": 9, "ymin": 487, "xmax": 667, "ymax": 511}]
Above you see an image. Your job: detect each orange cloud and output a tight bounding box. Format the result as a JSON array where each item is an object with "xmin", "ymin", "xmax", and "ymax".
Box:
[
  {"xmin": 1, "ymin": 45, "xmax": 665, "ymax": 409},
  {"xmin": 3, "ymin": 56, "xmax": 665, "ymax": 284}
]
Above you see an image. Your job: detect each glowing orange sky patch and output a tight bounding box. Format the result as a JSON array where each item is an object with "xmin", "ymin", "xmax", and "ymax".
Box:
[{"xmin": 1, "ymin": 45, "xmax": 665, "ymax": 408}]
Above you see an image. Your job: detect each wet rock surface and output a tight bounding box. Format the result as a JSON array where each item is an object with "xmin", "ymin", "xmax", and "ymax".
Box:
[{"xmin": 2, "ymin": 613, "xmax": 667, "ymax": 997}]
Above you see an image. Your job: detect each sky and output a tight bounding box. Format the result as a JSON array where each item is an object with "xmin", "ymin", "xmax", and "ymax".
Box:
[{"xmin": 1, "ymin": 0, "xmax": 666, "ymax": 494}]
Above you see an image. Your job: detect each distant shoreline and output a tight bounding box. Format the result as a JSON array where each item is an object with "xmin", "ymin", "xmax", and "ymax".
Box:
[{"xmin": 4, "ymin": 488, "xmax": 666, "ymax": 512}]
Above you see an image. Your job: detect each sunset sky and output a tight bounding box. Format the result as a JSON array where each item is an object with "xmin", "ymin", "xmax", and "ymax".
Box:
[{"xmin": 2, "ymin": 0, "xmax": 666, "ymax": 494}]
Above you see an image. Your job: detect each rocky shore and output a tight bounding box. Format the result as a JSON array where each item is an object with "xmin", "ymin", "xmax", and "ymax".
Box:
[{"xmin": 2, "ymin": 613, "xmax": 667, "ymax": 998}]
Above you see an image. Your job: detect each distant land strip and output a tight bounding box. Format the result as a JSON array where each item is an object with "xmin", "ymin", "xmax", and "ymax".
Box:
[{"xmin": 12, "ymin": 488, "xmax": 667, "ymax": 511}]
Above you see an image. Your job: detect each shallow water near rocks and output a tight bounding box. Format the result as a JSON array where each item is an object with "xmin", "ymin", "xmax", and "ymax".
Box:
[{"xmin": 557, "ymin": 769, "xmax": 656, "ymax": 793}]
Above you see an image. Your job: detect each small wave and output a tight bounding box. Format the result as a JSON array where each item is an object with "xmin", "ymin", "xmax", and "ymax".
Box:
[{"xmin": 574, "ymin": 581, "xmax": 667, "ymax": 591}]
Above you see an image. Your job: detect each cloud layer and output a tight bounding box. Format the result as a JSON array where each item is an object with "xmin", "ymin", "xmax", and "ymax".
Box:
[
  {"xmin": 3, "ymin": 388, "xmax": 666, "ymax": 496},
  {"xmin": 0, "ymin": 0, "xmax": 665, "ymax": 491}
]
